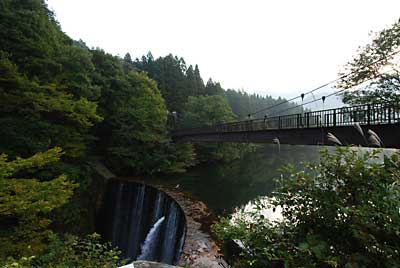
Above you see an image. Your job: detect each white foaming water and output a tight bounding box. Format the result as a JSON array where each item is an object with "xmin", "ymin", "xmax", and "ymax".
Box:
[
  {"xmin": 231, "ymin": 197, "xmax": 283, "ymax": 225},
  {"xmin": 136, "ymin": 216, "xmax": 165, "ymax": 261}
]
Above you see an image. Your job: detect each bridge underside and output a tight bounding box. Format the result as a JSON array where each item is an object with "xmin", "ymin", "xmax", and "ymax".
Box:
[{"xmin": 173, "ymin": 124, "xmax": 400, "ymax": 149}]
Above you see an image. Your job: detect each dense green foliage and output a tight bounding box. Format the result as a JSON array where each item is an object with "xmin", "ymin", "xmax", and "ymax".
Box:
[
  {"xmin": 181, "ymin": 95, "xmax": 236, "ymax": 127},
  {"xmin": 0, "ymin": 0, "xmax": 312, "ymax": 266},
  {"xmin": 180, "ymin": 95, "xmax": 254, "ymax": 162},
  {"xmin": 337, "ymin": 18, "xmax": 400, "ymax": 104},
  {"xmin": 0, "ymin": 0, "xmax": 195, "ymax": 177},
  {"xmin": 3, "ymin": 233, "xmax": 121, "ymax": 268},
  {"xmin": 0, "ymin": 148, "xmax": 76, "ymax": 258},
  {"xmin": 0, "ymin": 148, "xmax": 121, "ymax": 268},
  {"xmin": 0, "ymin": 51, "xmax": 101, "ymax": 158},
  {"xmin": 0, "ymin": 0, "xmax": 188, "ymax": 265},
  {"xmin": 215, "ymin": 148, "xmax": 400, "ymax": 268},
  {"xmin": 133, "ymin": 53, "xmax": 202, "ymax": 113}
]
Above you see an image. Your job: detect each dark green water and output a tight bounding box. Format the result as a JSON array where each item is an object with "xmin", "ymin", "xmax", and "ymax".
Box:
[{"xmin": 156, "ymin": 145, "xmax": 326, "ymax": 215}]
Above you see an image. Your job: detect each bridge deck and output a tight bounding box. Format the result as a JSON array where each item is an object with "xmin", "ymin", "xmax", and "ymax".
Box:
[{"xmin": 172, "ymin": 102, "xmax": 400, "ymax": 148}]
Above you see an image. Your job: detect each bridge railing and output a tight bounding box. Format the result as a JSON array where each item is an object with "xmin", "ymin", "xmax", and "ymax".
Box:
[{"xmin": 172, "ymin": 102, "xmax": 400, "ymax": 137}]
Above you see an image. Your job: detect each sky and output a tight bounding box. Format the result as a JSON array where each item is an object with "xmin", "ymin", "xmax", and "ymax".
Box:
[{"xmin": 46, "ymin": 0, "xmax": 400, "ymax": 109}]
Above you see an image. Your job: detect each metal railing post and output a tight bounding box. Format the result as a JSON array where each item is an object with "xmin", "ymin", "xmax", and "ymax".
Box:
[
  {"xmin": 306, "ymin": 113, "xmax": 310, "ymax": 128},
  {"xmin": 367, "ymin": 104, "xmax": 371, "ymax": 125},
  {"xmin": 297, "ymin": 114, "xmax": 300, "ymax": 128},
  {"xmin": 333, "ymin": 109, "xmax": 336, "ymax": 127},
  {"xmin": 278, "ymin": 116, "xmax": 281, "ymax": 129},
  {"xmin": 325, "ymin": 114, "xmax": 329, "ymax": 127}
]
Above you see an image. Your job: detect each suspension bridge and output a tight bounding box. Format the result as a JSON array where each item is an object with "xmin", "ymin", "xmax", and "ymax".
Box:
[
  {"xmin": 172, "ymin": 102, "xmax": 400, "ymax": 149},
  {"xmin": 172, "ymin": 50, "xmax": 400, "ymax": 148}
]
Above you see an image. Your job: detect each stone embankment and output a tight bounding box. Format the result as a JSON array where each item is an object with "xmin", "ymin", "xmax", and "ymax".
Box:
[
  {"xmin": 158, "ymin": 186, "xmax": 229, "ymax": 268},
  {"xmin": 120, "ymin": 261, "xmax": 180, "ymax": 268}
]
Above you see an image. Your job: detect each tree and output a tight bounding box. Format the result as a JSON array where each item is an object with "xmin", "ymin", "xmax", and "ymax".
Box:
[
  {"xmin": 181, "ymin": 95, "xmax": 236, "ymax": 128},
  {"xmin": 337, "ymin": 18, "xmax": 400, "ymax": 104},
  {"xmin": 0, "ymin": 147, "xmax": 77, "ymax": 258},
  {"xmin": 91, "ymin": 50, "xmax": 192, "ymax": 175},
  {"xmin": 1, "ymin": 1, "xmax": 198, "ymax": 266},
  {"xmin": 0, "ymin": 51, "xmax": 102, "ymax": 158},
  {"xmin": 0, "ymin": 0, "xmax": 105, "ymax": 162},
  {"xmin": 215, "ymin": 147, "xmax": 400, "ymax": 268},
  {"xmin": 185, "ymin": 65, "xmax": 197, "ymax": 96},
  {"xmin": 2, "ymin": 234, "xmax": 122, "ymax": 268},
  {"xmin": 205, "ymin": 78, "xmax": 224, "ymax": 96},
  {"xmin": 122, "ymin": 52, "xmax": 135, "ymax": 73},
  {"xmin": 104, "ymin": 71, "xmax": 169, "ymax": 174},
  {"xmin": 134, "ymin": 53, "xmax": 208, "ymax": 113},
  {"xmin": 194, "ymin": 64, "xmax": 205, "ymax": 94},
  {"xmin": 181, "ymin": 95, "xmax": 252, "ymax": 162},
  {"xmin": 0, "ymin": 0, "xmax": 66, "ymax": 82}
]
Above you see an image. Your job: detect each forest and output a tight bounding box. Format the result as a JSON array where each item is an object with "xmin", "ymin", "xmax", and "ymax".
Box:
[{"xmin": 0, "ymin": 1, "xmax": 302, "ymax": 267}]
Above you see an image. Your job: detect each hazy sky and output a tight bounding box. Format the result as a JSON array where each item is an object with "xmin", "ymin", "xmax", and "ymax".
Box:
[{"xmin": 46, "ymin": 0, "xmax": 399, "ymax": 108}]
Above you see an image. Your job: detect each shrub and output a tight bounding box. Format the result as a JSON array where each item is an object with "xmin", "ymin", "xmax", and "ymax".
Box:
[
  {"xmin": 215, "ymin": 147, "xmax": 400, "ymax": 268},
  {"xmin": 1, "ymin": 233, "xmax": 123, "ymax": 268}
]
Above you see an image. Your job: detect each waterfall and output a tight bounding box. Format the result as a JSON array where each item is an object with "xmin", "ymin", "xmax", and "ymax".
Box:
[
  {"xmin": 97, "ymin": 180, "xmax": 186, "ymax": 264},
  {"xmin": 161, "ymin": 203, "xmax": 179, "ymax": 263},
  {"xmin": 174, "ymin": 225, "xmax": 186, "ymax": 263},
  {"xmin": 137, "ymin": 217, "xmax": 165, "ymax": 261},
  {"xmin": 126, "ymin": 185, "xmax": 146, "ymax": 257},
  {"xmin": 111, "ymin": 183, "xmax": 124, "ymax": 244},
  {"xmin": 152, "ymin": 192, "xmax": 165, "ymax": 223}
]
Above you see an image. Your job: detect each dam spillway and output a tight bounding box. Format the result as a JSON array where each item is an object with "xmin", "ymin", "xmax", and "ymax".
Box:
[{"xmin": 97, "ymin": 179, "xmax": 186, "ymax": 264}]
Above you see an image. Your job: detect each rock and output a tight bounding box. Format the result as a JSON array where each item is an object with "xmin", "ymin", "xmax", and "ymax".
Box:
[
  {"xmin": 155, "ymin": 186, "xmax": 231, "ymax": 268},
  {"xmin": 119, "ymin": 261, "xmax": 182, "ymax": 268},
  {"xmin": 193, "ymin": 256, "xmax": 222, "ymax": 268}
]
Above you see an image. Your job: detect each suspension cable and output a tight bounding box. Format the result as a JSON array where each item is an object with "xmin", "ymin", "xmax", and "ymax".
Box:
[{"xmin": 248, "ymin": 49, "xmax": 400, "ymax": 117}]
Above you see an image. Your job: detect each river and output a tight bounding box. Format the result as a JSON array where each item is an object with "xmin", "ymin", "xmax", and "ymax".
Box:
[
  {"xmin": 106, "ymin": 144, "xmax": 397, "ymax": 266},
  {"xmin": 155, "ymin": 145, "xmax": 331, "ymax": 215},
  {"xmin": 154, "ymin": 144, "xmax": 398, "ymax": 216}
]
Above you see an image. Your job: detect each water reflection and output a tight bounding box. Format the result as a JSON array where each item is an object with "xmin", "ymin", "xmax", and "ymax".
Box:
[
  {"xmin": 157, "ymin": 145, "xmax": 399, "ymax": 215},
  {"xmin": 158, "ymin": 145, "xmax": 328, "ymax": 215}
]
